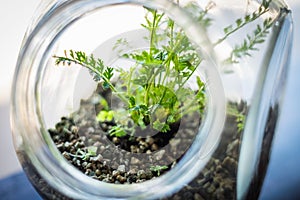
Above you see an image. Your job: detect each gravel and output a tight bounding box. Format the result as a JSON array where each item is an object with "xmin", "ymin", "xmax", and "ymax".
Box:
[
  {"xmin": 49, "ymin": 86, "xmax": 247, "ymax": 199},
  {"xmin": 49, "ymin": 86, "xmax": 200, "ymax": 184}
]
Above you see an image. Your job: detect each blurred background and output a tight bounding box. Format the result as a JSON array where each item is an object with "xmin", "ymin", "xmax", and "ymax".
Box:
[{"xmin": 0, "ymin": 0, "xmax": 299, "ymax": 199}]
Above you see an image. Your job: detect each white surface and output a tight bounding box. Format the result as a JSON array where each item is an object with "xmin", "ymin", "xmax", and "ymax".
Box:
[
  {"xmin": 0, "ymin": 0, "xmax": 40, "ymax": 179},
  {"xmin": 0, "ymin": 0, "xmax": 299, "ymax": 198}
]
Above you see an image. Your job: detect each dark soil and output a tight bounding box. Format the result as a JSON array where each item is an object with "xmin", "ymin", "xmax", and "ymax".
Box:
[
  {"xmin": 164, "ymin": 104, "xmax": 245, "ymax": 200},
  {"xmin": 49, "ymin": 86, "xmax": 200, "ymax": 184},
  {"xmin": 48, "ymin": 85, "xmax": 247, "ymax": 199}
]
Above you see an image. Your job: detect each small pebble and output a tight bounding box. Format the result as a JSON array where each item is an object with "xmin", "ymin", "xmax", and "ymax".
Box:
[
  {"xmin": 117, "ymin": 165, "xmax": 126, "ymax": 173},
  {"xmin": 153, "ymin": 150, "xmax": 165, "ymax": 160},
  {"xmin": 130, "ymin": 157, "xmax": 140, "ymax": 165},
  {"xmin": 137, "ymin": 170, "xmax": 146, "ymax": 179},
  {"xmin": 151, "ymin": 143, "xmax": 158, "ymax": 151}
]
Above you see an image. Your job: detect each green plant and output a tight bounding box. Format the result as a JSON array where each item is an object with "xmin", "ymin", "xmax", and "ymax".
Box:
[
  {"xmin": 216, "ymin": 0, "xmax": 274, "ymax": 64},
  {"xmin": 224, "ymin": 16, "xmax": 274, "ymax": 64},
  {"xmin": 54, "ymin": 6, "xmax": 206, "ymax": 137},
  {"xmin": 54, "ymin": 0, "xmax": 275, "ymax": 137},
  {"xmin": 215, "ymin": 0, "xmax": 271, "ymax": 46},
  {"xmin": 236, "ymin": 113, "xmax": 246, "ymax": 133},
  {"xmin": 227, "ymin": 105, "xmax": 246, "ymax": 133},
  {"xmin": 68, "ymin": 146, "xmax": 98, "ymax": 161},
  {"xmin": 150, "ymin": 165, "xmax": 168, "ymax": 176}
]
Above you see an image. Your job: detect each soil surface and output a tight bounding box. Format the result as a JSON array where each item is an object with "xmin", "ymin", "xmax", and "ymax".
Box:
[
  {"xmin": 49, "ymin": 86, "xmax": 246, "ymax": 199},
  {"xmin": 49, "ymin": 86, "xmax": 200, "ymax": 184},
  {"xmin": 164, "ymin": 105, "xmax": 244, "ymax": 200}
]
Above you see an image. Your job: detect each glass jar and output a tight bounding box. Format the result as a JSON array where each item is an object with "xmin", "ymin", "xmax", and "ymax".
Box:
[{"xmin": 11, "ymin": 0, "xmax": 293, "ymax": 199}]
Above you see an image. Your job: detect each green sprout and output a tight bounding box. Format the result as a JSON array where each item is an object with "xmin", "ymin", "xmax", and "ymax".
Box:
[
  {"xmin": 68, "ymin": 146, "xmax": 98, "ymax": 161},
  {"xmin": 236, "ymin": 112, "xmax": 246, "ymax": 133},
  {"xmin": 150, "ymin": 165, "xmax": 168, "ymax": 176},
  {"xmin": 96, "ymin": 110, "xmax": 114, "ymax": 122},
  {"xmin": 108, "ymin": 125, "xmax": 127, "ymax": 137}
]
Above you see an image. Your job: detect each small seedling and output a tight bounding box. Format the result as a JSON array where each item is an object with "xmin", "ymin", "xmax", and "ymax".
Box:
[
  {"xmin": 68, "ymin": 146, "xmax": 98, "ymax": 161},
  {"xmin": 150, "ymin": 165, "xmax": 168, "ymax": 176}
]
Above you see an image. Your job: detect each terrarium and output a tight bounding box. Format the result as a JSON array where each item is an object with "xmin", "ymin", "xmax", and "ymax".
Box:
[{"xmin": 11, "ymin": 0, "xmax": 293, "ymax": 199}]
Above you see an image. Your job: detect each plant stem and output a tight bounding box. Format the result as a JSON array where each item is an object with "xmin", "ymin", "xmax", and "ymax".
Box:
[
  {"xmin": 214, "ymin": 6, "xmax": 269, "ymax": 46},
  {"xmin": 150, "ymin": 10, "xmax": 157, "ymax": 54},
  {"xmin": 179, "ymin": 59, "xmax": 202, "ymax": 88},
  {"xmin": 54, "ymin": 55, "xmax": 129, "ymax": 104}
]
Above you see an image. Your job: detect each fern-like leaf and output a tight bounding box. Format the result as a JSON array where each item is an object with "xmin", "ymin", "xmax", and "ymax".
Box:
[{"xmin": 225, "ymin": 17, "xmax": 273, "ymax": 64}]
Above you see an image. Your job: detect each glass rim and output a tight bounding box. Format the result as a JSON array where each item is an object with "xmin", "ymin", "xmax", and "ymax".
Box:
[{"xmin": 11, "ymin": 0, "xmax": 229, "ymax": 198}]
